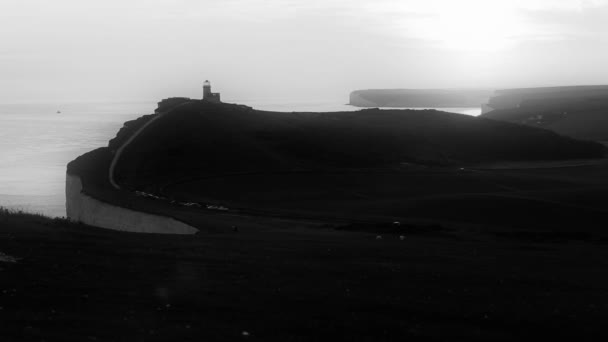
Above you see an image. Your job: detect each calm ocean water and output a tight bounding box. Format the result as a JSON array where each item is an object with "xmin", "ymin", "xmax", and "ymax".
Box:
[{"xmin": 0, "ymin": 99, "xmax": 481, "ymax": 218}]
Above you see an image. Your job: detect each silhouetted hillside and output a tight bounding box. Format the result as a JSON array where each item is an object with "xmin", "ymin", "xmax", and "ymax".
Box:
[
  {"xmin": 110, "ymin": 100, "xmax": 605, "ymax": 187},
  {"xmin": 482, "ymin": 86, "xmax": 608, "ymax": 140},
  {"xmin": 349, "ymin": 89, "xmax": 493, "ymax": 107}
]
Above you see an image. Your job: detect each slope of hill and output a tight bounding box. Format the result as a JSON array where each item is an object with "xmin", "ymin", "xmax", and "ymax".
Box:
[
  {"xmin": 64, "ymin": 99, "xmax": 608, "ymax": 237},
  {"xmin": 482, "ymin": 86, "xmax": 608, "ymax": 141},
  {"xmin": 485, "ymin": 85, "xmax": 608, "ymax": 111},
  {"xmin": 108, "ymin": 100, "xmax": 605, "ymax": 188}
]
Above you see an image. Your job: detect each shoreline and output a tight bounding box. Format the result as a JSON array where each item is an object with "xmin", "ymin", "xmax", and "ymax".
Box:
[{"xmin": 0, "ymin": 102, "xmax": 481, "ymax": 219}]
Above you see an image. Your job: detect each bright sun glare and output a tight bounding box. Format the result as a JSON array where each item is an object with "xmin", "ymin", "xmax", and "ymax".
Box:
[{"xmin": 405, "ymin": 1, "xmax": 530, "ymax": 52}]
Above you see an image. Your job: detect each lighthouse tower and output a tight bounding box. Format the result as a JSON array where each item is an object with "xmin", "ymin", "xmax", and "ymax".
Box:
[{"xmin": 202, "ymin": 80, "xmax": 221, "ymax": 103}]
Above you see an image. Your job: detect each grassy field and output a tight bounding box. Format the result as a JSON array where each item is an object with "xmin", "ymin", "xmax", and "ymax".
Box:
[
  {"xmin": 162, "ymin": 160, "xmax": 608, "ymax": 234},
  {"xmin": 2, "ymin": 207, "xmax": 608, "ymax": 341}
]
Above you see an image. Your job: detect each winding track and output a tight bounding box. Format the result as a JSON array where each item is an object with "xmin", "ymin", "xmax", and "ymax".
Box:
[
  {"xmin": 106, "ymin": 102, "xmax": 608, "ymax": 229},
  {"xmin": 108, "ymin": 102, "xmax": 193, "ymax": 190}
]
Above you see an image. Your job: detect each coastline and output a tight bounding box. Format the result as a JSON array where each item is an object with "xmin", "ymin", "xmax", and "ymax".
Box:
[
  {"xmin": 2, "ymin": 99, "xmax": 608, "ymax": 340},
  {"xmin": 0, "ymin": 101, "xmax": 481, "ymax": 218},
  {"xmin": 65, "ymin": 173, "xmax": 198, "ymax": 234}
]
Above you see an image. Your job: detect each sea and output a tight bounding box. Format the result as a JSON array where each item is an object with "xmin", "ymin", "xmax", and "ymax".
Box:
[{"xmin": 0, "ymin": 98, "xmax": 481, "ymax": 218}]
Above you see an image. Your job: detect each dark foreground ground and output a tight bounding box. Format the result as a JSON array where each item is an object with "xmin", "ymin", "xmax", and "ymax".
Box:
[{"xmin": 1, "ymin": 209, "xmax": 608, "ymax": 341}]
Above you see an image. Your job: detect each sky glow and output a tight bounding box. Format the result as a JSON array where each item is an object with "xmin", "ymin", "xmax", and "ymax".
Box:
[{"xmin": 1, "ymin": 0, "xmax": 607, "ymax": 103}]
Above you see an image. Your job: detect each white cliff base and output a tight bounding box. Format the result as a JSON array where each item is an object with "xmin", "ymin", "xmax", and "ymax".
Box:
[{"xmin": 66, "ymin": 173, "xmax": 198, "ymax": 235}]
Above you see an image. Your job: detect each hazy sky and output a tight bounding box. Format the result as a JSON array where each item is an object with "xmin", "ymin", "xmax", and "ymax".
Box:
[{"xmin": 2, "ymin": 0, "xmax": 608, "ymax": 103}]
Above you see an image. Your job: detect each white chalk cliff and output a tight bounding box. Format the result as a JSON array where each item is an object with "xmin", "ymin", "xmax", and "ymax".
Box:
[{"xmin": 66, "ymin": 173, "xmax": 198, "ymax": 235}]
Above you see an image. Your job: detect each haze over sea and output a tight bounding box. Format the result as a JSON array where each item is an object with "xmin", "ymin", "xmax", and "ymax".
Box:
[{"xmin": 0, "ymin": 99, "xmax": 481, "ymax": 218}]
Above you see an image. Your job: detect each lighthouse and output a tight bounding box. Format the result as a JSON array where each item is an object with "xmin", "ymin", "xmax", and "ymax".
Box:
[{"xmin": 202, "ymin": 80, "xmax": 221, "ymax": 103}]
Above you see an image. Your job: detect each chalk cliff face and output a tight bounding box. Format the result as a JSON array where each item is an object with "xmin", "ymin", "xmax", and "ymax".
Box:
[
  {"xmin": 66, "ymin": 147, "xmax": 198, "ymax": 235},
  {"xmin": 349, "ymin": 92, "xmax": 379, "ymax": 107},
  {"xmin": 349, "ymin": 89, "xmax": 493, "ymax": 108},
  {"xmin": 66, "ymin": 174, "xmax": 197, "ymax": 234}
]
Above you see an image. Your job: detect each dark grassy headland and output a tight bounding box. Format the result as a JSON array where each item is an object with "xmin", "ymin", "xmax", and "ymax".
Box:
[
  {"xmin": 3, "ymin": 100, "xmax": 608, "ymax": 341},
  {"xmin": 481, "ymin": 85, "xmax": 608, "ymax": 141}
]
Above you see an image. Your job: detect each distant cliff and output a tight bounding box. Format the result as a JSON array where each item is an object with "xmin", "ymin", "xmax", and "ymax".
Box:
[
  {"xmin": 481, "ymin": 85, "xmax": 608, "ymax": 141},
  {"xmin": 349, "ymin": 89, "xmax": 493, "ymax": 108},
  {"xmin": 483, "ymin": 86, "xmax": 608, "ymax": 113}
]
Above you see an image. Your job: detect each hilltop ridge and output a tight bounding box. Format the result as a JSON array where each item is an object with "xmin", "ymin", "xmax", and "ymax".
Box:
[
  {"xmin": 64, "ymin": 99, "xmax": 608, "ymax": 234},
  {"xmin": 101, "ymin": 100, "xmax": 605, "ymax": 189}
]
